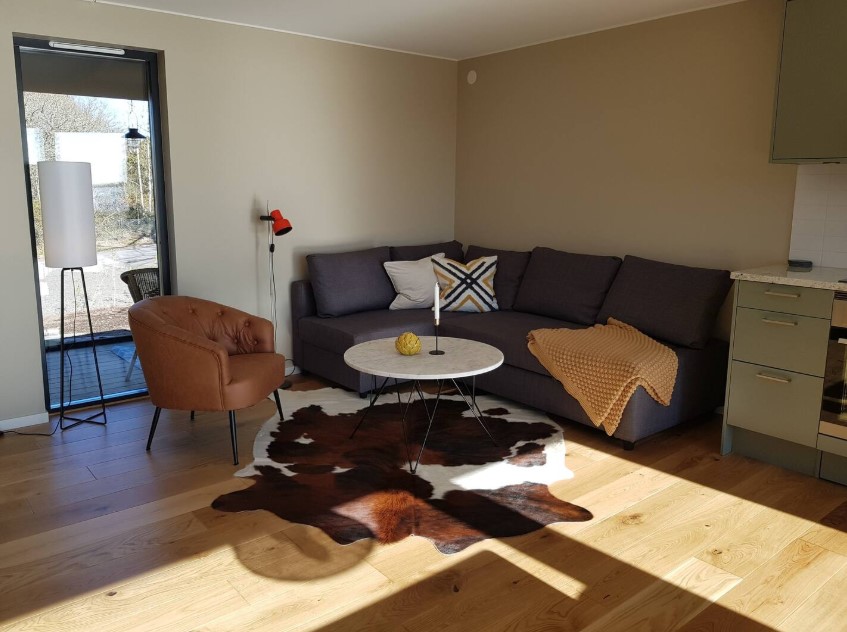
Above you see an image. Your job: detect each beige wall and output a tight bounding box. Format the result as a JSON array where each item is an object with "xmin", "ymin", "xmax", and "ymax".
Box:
[
  {"xmin": 0, "ymin": 0, "xmax": 457, "ymax": 422},
  {"xmin": 455, "ymin": 0, "xmax": 796, "ymax": 271}
]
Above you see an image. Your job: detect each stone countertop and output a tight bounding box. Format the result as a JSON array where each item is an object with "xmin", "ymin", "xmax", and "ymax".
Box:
[{"xmin": 731, "ymin": 264, "xmax": 847, "ymax": 291}]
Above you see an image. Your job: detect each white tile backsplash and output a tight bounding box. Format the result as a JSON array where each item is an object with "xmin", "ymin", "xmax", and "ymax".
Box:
[
  {"xmin": 824, "ymin": 233, "xmax": 847, "ymax": 253},
  {"xmin": 789, "ymin": 164, "xmax": 847, "ymax": 267},
  {"xmin": 822, "ymin": 251, "xmax": 847, "ymax": 268},
  {"xmin": 825, "ymin": 219, "xmax": 847, "ymax": 237},
  {"xmin": 792, "ymin": 232, "xmax": 825, "ymax": 251},
  {"xmin": 792, "ymin": 219, "xmax": 825, "ymax": 237}
]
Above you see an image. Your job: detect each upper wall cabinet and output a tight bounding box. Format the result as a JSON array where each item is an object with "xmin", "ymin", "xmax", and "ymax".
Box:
[{"xmin": 772, "ymin": 0, "xmax": 847, "ymax": 163}]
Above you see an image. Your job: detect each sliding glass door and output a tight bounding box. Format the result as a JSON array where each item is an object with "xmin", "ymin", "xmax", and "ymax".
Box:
[{"xmin": 14, "ymin": 37, "xmax": 169, "ymax": 410}]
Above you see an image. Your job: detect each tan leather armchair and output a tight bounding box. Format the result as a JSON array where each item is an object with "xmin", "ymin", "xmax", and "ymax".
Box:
[{"xmin": 128, "ymin": 295, "xmax": 286, "ymax": 464}]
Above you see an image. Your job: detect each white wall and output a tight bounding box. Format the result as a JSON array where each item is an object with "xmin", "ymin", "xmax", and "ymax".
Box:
[{"xmin": 0, "ymin": 0, "xmax": 457, "ymax": 422}]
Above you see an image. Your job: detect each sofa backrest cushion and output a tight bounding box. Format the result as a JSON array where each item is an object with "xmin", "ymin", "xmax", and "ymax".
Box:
[
  {"xmin": 597, "ymin": 255, "xmax": 732, "ymax": 348},
  {"xmin": 513, "ymin": 247, "xmax": 622, "ymax": 325},
  {"xmin": 390, "ymin": 240, "xmax": 464, "ymax": 262},
  {"xmin": 307, "ymin": 247, "xmax": 395, "ymax": 317},
  {"xmin": 465, "ymin": 245, "xmax": 531, "ymax": 311}
]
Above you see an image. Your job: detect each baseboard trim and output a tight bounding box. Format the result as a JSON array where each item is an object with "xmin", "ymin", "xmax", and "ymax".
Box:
[{"xmin": 0, "ymin": 411, "xmax": 50, "ymax": 431}]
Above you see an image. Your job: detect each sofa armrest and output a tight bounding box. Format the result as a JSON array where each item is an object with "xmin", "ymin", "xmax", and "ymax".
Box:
[{"xmin": 291, "ymin": 280, "xmax": 316, "ymax": 367}]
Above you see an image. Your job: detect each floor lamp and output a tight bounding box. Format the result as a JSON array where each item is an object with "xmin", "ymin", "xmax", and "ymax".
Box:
[
  {"xmin": 259, "ymin": 209, "xmax": 293, "ymax": 389},
  {"xmin": 38, "ymin": 161, "xmax": 107, "ymax": 430}
]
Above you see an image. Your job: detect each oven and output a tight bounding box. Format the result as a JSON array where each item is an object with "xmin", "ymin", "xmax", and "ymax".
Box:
[{"xmin": 821, "ymin": 293, "xmax": 847, "ymax": 440}]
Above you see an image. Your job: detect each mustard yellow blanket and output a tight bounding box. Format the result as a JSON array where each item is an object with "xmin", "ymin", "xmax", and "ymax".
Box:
[{"xmin": 527, "ymin": 319, "xmax": 678, "ymax": 435}]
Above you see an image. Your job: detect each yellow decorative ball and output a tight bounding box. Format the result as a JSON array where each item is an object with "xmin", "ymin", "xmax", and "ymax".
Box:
[{"xmin": 395, "ymin": 332, "xmax": 422, "ymax": 356}]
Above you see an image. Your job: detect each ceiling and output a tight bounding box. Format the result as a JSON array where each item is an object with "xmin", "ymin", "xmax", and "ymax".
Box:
[{"xmin": 93, "ymin": 0, "xmax": 742, "ymax": 60}]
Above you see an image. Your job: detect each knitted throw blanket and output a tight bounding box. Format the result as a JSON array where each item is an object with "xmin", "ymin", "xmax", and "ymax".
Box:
[{"xmin": 527, "ymin": 318, "xmax": 678, "ymax": 436}]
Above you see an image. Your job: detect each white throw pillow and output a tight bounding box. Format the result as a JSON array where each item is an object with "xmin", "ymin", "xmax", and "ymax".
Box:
[{"xmin": 384, "ymin": 253, "xmax": 445, "ymax": 310}]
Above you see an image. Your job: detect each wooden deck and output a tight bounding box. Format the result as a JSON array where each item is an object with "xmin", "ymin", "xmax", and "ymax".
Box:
[
  {"xmin": 45, "ymin": 340, "xmax": 147, "ymax": 407},
  {"xmin": 0, "ymin": 375, "xmax": 846, "ymax": 630}
]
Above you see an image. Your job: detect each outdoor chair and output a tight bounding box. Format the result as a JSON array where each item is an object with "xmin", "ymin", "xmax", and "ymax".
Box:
[{"xmin": 120, "ymin": 267, "xmax": 160, "ymax": 380}]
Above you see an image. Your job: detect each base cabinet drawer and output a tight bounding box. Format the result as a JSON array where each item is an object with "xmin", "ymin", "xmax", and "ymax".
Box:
[
  {"xmin": 737, "ymin": 281, "xmax": 833, "ymax": 319},
  {"xmin": 732, "ymin": 307, "xmax": 829, "ymax": 376},
  {"xmin": 726, "ymin": 361, "xmax": 822, "ymax": 448}
]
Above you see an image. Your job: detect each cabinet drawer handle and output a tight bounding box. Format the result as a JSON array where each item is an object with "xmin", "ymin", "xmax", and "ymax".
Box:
[
  {"xmin": 764, "ymin": 290, "xmax": 801, "ymax": 299},
  {"xmin": 761, "ymin": 317, "xmax": 798, "ymax": 327},
  {"xmin": 756, "ymin": 372, "xmax": 792, "ymax": 384}
]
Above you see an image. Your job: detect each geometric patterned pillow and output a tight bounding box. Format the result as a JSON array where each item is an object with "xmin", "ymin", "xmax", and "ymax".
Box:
[{"xmin": 433, "ymin": 256, "xmax": 498, "ymax": 312}]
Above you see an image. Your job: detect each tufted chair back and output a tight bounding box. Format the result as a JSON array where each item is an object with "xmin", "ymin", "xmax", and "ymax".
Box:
[
  {"xmin": 137, "ymin": 295, "xmax": 274, "ymax": 356},
  {"xmin": 128, "ymin": 295, "xmax": 283, "ymax": 412}
]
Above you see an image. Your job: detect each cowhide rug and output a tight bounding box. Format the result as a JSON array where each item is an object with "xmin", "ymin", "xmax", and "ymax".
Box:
[{"xmin": 212, "ymin": 386, "xmax": 592, "ymax": 553}]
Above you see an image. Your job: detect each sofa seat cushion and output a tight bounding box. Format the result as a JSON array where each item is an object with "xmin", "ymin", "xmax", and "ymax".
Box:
[
  {"xmin": 513, "ymin": 247, "xmax": 622, "ymax": 325},
  {"xmin": 299, "ymin": 310, "xmax": 467, "ymax": 356},
  {"xmin": 597, "ymin": 255, "xmax": 732, "ymax": 349},
  {"xmin": 439, "ymin": 311, "xmax": 584, "ymax": 376}
]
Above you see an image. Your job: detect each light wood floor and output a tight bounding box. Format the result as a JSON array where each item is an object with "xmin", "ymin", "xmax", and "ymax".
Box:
[{"xmin": 1, "ymin": 376, "xmax": 846, "ymax": 631}]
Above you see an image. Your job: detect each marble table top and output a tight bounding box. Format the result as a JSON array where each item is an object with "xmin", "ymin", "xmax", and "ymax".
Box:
[{"xmin": 344, "ymin": 336, "xmax": 504, "ymax": 380}]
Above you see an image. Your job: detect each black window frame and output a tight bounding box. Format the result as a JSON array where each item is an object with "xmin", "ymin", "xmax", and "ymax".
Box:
[{"xmin": 13, "ymin": 35, "xmax": 171, "ymax": 411}]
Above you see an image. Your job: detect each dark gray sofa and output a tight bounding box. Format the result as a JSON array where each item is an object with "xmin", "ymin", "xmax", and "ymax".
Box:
[{"xmin": 291, "ymin": 241, "xmax": 731, "ymax": 447}]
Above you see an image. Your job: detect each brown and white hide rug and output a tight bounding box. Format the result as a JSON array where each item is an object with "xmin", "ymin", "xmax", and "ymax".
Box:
[{"xmin": 212, "ymin": 387, "xmax": 592, "ymax": 554}]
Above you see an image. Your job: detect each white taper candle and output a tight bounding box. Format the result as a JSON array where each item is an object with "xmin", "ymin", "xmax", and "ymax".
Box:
[{"xmin": 434, "ymin": 281, "xmax": 440, "ymax": 325}]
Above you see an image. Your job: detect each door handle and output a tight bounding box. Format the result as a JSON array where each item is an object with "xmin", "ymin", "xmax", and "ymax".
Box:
[
  {"xmin": 756, "ymin": 372, "xmax": 792, "ymax": 384},
  {"xmin": 764, "ymin": 289, "xmax": 801, "ymax": 299},
  {"xmin": 761, "ymin": 318, "xmax": 798, "ymax": 327}
]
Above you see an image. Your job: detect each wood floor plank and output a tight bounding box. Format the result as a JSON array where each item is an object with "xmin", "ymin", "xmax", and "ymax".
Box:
[
  {"xmin": 27, "ymin": 459, "xmax": 240, "ymax": 515},
  {"xmin": 576, "ymin": 465, "xmax": 781, "ymax": 607},
  {"xmin": 680, "ymin": 538, "xmax": 847, "ymax": 631},
  {"xmin": 195, "ymin": 529, "xmax": 391, "ymax": 632},
  {"xmin": 800, "ymin": 500, "xmax": 847, "ymax": 556},
  {"xmin": 0, "ymin": 508, "xmax": 289, "ymax": 623},
  {"xmin": 2, "ymin": 541, "xmax": 251, "ymax": 632},
  {"xmin": 0, "ymin": 478, "xmax": 249, "ymax": 569},
  {"xmin": 579, "ymin": 557, "xmax": 741, "ymax": 632},
  {"xmin": 779, "ymin": 563, "xmax": 847, "ymax": 631},
  {"xmin": 0, "ymin": 454, "xmax": 244, "ymax": 544},
  {"xmin": 0, "ymin": 465, "xmax": 96, "ymax": 505},
  {"xmin": 696, "ymin": 474, "xmax": 847, "ymax": 577},
  {"xmin": 0, "ymin": 498, "xmax": 33, "ymax": 522}
]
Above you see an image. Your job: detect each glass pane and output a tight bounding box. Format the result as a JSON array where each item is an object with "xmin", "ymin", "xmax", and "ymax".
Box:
[{"xmin": 23, "ymin": 93, "xmax": 157, "ymax": 406}]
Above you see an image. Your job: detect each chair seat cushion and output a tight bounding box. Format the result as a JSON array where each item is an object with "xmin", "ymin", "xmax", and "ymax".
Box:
[
  {"xmin": 439, "ymin": 311, "xmax": 584, "ymax": 376},
  {"xmin": 223, "ymin": 352, "xmax": 286, "ymax": 410},
  {"xmin": 299, "ymin": 310, "xmax": 467, "ymax": 355}
]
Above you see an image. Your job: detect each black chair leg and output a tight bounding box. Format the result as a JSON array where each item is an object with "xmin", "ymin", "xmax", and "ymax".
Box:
[
  {"xmin": 229, "ymin": 410, "xmax": 239, "ymax": 465},
  {"xmin": 146, "ymin": 407, "xmax": 162, "ymax": 451},
  {"xmin": 190, "ymin": 410, "xmax": 195, "ymax": 421},
  {"xmin": 273, "ymin": 389, "xmax": 284, "ymax": 421}
]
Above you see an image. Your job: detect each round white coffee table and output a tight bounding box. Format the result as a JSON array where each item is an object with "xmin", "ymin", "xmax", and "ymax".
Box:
[{"xmin": 344, "ymin": 336, "xmax": 504, "ymax": 472}]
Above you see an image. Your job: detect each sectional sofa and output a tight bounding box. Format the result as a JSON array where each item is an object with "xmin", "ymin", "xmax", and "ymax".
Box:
[{"xmin": 291, "ymin": 241, "xmax": 732, "ymax": 447}]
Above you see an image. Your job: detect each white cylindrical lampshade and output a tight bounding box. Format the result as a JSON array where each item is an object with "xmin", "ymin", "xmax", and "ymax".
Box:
[{"xmin": 38, "ymin": 161, "xmax": 97, "ymax": 269}]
